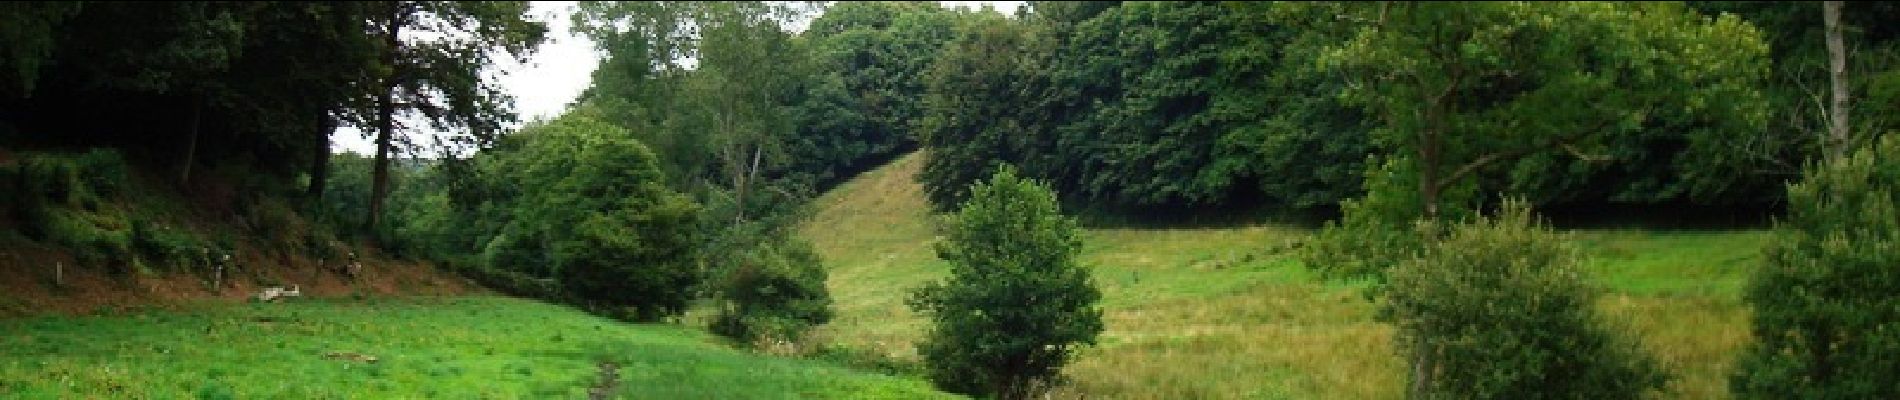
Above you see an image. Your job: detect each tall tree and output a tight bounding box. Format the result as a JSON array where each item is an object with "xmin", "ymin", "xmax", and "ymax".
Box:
[
  {"xmin": 1823, "ymin": 1, "xmax": 1849, "ymax": 157},
  {"xmin": 1298, "ymin": 3, "xmax": 1770, "ymax": 394},
  {"xmin": 1307, "ymin": 1, "xmax": 1768, "ymax": 221},
  {"xmin": 363, "ymin": 1, "xmax": 545, "ymax": 231},
  {"xmin": 573, "ymin": 1, "xmax": 819, "ymax": 223},
  {"xmin": 1735, "ymin": 136, "xmax": 1900, "ymax": 398}
]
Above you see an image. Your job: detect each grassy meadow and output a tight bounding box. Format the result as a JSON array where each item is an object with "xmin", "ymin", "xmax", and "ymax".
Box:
[
  {"xmin": 0, "ymin": 296, "xmax": 951, "ymax": 399},
  {"xmin": 801, "ymin": 152, "xmax": 1765, "ymax": 399}
]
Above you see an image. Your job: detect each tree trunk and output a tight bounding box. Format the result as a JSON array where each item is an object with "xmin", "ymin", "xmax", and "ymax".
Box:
[
  {"xmin": 179, "ymin": 96, "xmax": 203, "ymax": 185},
  {"xmin": 368, "ymin": 90, "xmax": 393, "ymax": 231},
  {"xmin": 1824, "ymin": 1, "xmax": 1850, "ymax": 158},
  {"xmin": 1418, "ymin": 99, "xmax": 1445, "ymax": 222},
  {"xmin": 736, "ymin": 145, "xmax": 762, "ymax": 222},
  {"xmin": 307, "ymin": 109, "xmax": 334, "ymax": 200},
  {"xmin": 367, "ymin": 10, "xmax": 402, "ymax": 232},
  {"xmin": 1411, "ymin": 335, "xmax": 1434, "ymax": 399}
]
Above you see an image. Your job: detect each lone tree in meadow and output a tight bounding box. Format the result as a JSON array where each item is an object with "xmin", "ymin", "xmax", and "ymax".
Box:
[
  {"xmin": 1734, "ymin": 136, "xmax": 1900, "ymax": 398},
  {"xmin": 908, "ymin": 167, "xmax": 1103, "ymax": 400}
]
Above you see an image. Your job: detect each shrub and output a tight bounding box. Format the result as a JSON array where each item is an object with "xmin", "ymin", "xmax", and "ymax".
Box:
[
  {"xmin": 1385, "ymin": 201, "xmax": 1665, "ymax": 399},
  {"xmin": 709, "ymin": 238, "xmax": 834, "ymax": 346},
  {"xmin": 131, "ymin": 219, "xmax": 201, "ymax": 272},
  {"xmin": 553, "ymin": 195, "xmax": 702, "ymax": 322},
  {"xmin": 1303, "ymin": 157, "xmax": 1473, "ymax": 281},
  {"xmin": 907, "ymin": 168, "xmax": 1103, "ymax": 400},
  {"xmin": 72, "ymin": 148, "xmax": 128, "ymax": 201},
  {"xmin": 1734, "ymin": 136, "xmax": 1900, "ymax": 398}
]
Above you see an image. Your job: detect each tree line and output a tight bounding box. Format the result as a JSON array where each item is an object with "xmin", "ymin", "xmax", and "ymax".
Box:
[{"xmin": 5, "ymin": 1, "xmax": 1898, "ymax": 398}]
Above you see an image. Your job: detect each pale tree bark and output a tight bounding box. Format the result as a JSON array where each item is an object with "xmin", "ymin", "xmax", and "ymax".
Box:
[
  {"xmin": 1824, "ymin": 1, "xmax": 1850, "ymax": 158},
  {"xmin": 179, "ymin": 96, "xmax": 203, "ymax": 185}
]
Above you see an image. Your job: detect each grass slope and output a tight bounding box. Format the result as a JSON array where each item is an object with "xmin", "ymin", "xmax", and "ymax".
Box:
[
  {"xmin": 0, "ymin": 296, "xmax": 952, "ymax": 399},
  {"xmin": 802, "ymin": 151, "xmax": 1764, "ymax": 399}
]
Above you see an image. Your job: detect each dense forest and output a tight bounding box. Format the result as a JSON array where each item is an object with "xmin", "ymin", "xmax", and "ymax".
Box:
[{"xmin": 3, "ymin": 1, "xmax": 1898, "ymax": 399}]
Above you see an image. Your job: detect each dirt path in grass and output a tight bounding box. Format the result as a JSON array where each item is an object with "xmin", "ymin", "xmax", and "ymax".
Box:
[{"xmin": 588, "ymin": 362, "xmax": 621, "ymax": 400}]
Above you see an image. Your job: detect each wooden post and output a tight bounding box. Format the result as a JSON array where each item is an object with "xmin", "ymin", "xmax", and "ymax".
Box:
[{"xmin": 54, "ymin": 262, "xmax": 63, "ymax": 288}]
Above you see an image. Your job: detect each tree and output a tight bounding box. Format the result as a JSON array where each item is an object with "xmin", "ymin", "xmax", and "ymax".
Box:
[
  {"xmin": 1734, "ymin": 136, "xmax": 1900, "ymax": 398},
  {"xmin": 573, "ymin": 1, "xmax": 821, "ymax": 223},
  {"xmin": 916, "ymin": 11, "xmax": 1040, "ymax": 209},
  {"xmin": 908, "ymin": 168, "xmax": 1102, "ymax": 400},
  {"xmin": 512, "ymin": 114, "xmax": 703, "ymax": 320},
  {"xmin": 1823, "ymin": 1, "xmax": 1849, "ymax": 158},
  {"xmin": 707, "ymin": 232, "xmax": 834, "ymax": 346},
  {"xmin": 0, "ymin": 2, "xmax": 82, "ymax": 98},
  {"xmin": 1311, "ymin": 1, "xmax": 1769, "ymax": 220},
  {"xmin": 1302, "ymin": 2, "xmax": 1774, "ymax": 281},
  {"xmin": 362, "ymin": 1, "xmax": 546, "ymax": 231},
  {"xmin": 1386, "ymin": 201, "xmax": 1665, "ymax": 399},
  {"xmin": 792, "ymin": 1, "xmax": 959, "ymax": 188}
]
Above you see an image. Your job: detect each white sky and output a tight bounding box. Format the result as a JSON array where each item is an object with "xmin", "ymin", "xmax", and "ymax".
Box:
[{"xmin": 333, "ymin": 1, "xmax": 1025, "ymax": 157}]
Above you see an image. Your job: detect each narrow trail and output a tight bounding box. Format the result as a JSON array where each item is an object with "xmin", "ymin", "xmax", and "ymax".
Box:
[{"xmin": 588, "ymin": 361, "xmax": 620, "ymax": 400}]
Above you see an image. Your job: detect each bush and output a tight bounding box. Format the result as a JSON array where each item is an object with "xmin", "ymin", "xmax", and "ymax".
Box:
[
  {"xmin": 709, "ymin": 238, "xmax": 834, "ymax": 346},
  {"xmin": 1734, "ymin": 136, "xmax": 1900, "ymax": 398},
  {"xmin": 131, "ymin": 219, "xmax": 202, "ymax": 272},
  {"xmin": 553, "ymin": 195, "xmax": 702, "ymax": 322},
  {"xmin": 1385, "ymin": 201, "xmax": 1665, "ymax": 399},
  {"xmin": 907, "ymin": 168, "xmax": 1102, "ymax": 400}
]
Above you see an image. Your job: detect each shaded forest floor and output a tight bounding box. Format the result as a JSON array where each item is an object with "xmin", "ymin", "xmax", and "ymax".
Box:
[{"xmin": 803, "ymin": 152, "xmax": 1763, "ymax": 399}]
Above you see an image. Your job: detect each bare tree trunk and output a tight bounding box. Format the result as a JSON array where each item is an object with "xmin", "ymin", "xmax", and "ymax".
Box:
[
  {"xmin": 307, "ymin": 109, "xmax": 334, "ymax": 200},
  {"xmin": 368, "ymin": 90, "xmax": 393, "ymax": 231},
  {"xmin": 737, "ymin": 145, "xmax": 762, "ymax": 221},
  {"xmin": 1824, "ymin": 1, "xmax": 1850, "ymax": 158},
  {"xmin": 179, "ymin": 96, "xmax": 203, "ymax": 185},
  {"xmin": 367, "ymin": 11, "xmax": 402, "ymax": 232}
]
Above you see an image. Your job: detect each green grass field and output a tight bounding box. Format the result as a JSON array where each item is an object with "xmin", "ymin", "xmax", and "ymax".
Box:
[
  {"xmin": 801, "ymin": 152, "xmax": 1765, "ymax": 399},
  {"xmin": 0, "ymin": 296, "xmax": 951, "ymax": 399}
]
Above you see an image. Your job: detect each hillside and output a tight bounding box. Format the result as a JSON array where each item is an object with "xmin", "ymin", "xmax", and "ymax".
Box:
[
  {"xmin": 0, "ymin": 149, "xmax": 471, "ymax": 318},
  {"xmin": 0, "ymin": 296, "xmax": 952, "ymax": 398},
  {"xmin": 801, "ymin": 152, "xmax": 1767, "ymax": 399}
]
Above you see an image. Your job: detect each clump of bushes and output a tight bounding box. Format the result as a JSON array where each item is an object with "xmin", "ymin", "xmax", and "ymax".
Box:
[
  {"xmin": 1734, "ymin": 136, "xmax": 1900, "ymax": 398},
  {"xmin": 12, "ymin": 149, "xmax": 139, "ymax": 273},
  {"xmin": 130, "ymin": 219, "xmax": 206, "ymax": 273},
  {"xmin": 1384, "ymin": 200, "xmax": 1665, "ymax": 399},
  {"xmin": 708, "ymin": 237, "xmax": 834, "ymax": 347}
]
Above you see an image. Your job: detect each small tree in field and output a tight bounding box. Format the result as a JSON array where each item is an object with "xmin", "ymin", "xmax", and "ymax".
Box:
[
  {"xmin": 1734, "ymin": 136, "xmax": 1900, "ymax": 398},
  {"xmin": 1386, "ymin": 201, "xmax": 1665, "ymax": 399},
  {"xmin": 908, "ymin": 168, "xmax": 1103, "ymax": 400}
]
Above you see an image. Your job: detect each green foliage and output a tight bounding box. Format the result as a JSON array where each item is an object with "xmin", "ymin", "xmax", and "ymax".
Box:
[
  {"xmin": 1735, "ymin": 136, "xmax": 1900, "ymax": 398},
  {"xmin": 1691, "ymin": 2, "xmax": 1900, "ymax": 175},
  {"xmin": 916, "ymin": 11, "xmax": 1036, "ymax": 209},
  {"xmin": 0, "ymin": 2, "xmax": 80, "ymax": 96},
  {"xmin": 791, "ymin": 1, "xmax": 960, "ymax": 187},
  {"xmin": 708, "ymin": 235, "xmax": 835, "ymax": 345},
  {"xmin": 1304, "ymin": 157, "xmax": 1475, "ymax": 280},
  {"xmin": 130, "ymin": 219, "xmax": 204, "ymax": 273},
  {"xmin": 918, "ymin": 2, "xmax": 1375, "ymax": 210},
  {"xmin": 13, "ymin": 150, "xmax": 138, "ymax": 273},
  {"xmin": 1301, "ymin": 1, "xmax": 1773, "ymax": 216},
  {"xmin": 398, "ymin": 114, "xmax": 703, "ymax": 320},
  {"xmin": 909, "ymin": 168, "xmax": 1102, "ymax": 399},
  {"xmin": 1386, "ymin": 201, "xmax": 1666, "ymax": 399}
]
